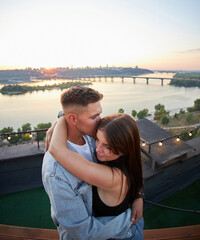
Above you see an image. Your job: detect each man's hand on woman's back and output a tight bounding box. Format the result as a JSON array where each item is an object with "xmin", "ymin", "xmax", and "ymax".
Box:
[{"xmin": 45, "ymin": 121, "xmax": 57, "ymax": 152}]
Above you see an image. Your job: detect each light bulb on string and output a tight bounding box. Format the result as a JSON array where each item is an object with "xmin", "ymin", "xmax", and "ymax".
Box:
[
  {"xmin": 142, "ymin": 141, "xmax": 146, "ymax": 147},
  {"xmin": 176, "ymin": 136, "xmax": 180, "ymax": 142},
  {"xmin": 159, "ymin": 141, "xmax": 163, "ymax": 146}
]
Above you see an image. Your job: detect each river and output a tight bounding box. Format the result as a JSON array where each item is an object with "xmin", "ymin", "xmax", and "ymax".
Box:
[{"xmin": 0, "ymin": 72, "xmax": 200, "ymax": 130}]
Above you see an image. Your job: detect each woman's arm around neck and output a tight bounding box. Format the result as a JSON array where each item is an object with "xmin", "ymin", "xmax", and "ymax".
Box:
[{"xmin": 49, "ymin": 117, "xmax": 124, "ymax": 192}]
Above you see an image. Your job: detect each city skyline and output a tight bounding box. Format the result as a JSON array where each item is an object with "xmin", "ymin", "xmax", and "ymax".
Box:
[{"xmin": 0, "ymin": 0, "xmax": 200, "ymax": 71}]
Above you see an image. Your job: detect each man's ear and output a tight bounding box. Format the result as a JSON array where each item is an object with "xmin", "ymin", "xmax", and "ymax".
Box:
[{"xmin": 68, "ymin": 113, "xmax": 78, "ymax": 126}]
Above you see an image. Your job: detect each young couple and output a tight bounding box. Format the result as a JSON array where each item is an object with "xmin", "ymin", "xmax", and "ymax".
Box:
[{"xmin": 42, "ymin": 86, "xmax": 144, "ymax": 240}]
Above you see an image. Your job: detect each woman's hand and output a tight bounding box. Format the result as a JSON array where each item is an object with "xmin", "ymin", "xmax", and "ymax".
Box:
[{"xmin": 131, "ymin": 198, "xmax": 143, "ymax": 225}]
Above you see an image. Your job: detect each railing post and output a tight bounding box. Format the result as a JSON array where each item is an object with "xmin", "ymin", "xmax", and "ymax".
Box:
[
  {"xmin": 149, "ymin": 144, "xmax": 151, "ymax": 154},
  {"xmin": 36, "ymin": 132, "xmax": 40, "ymax": 149}
]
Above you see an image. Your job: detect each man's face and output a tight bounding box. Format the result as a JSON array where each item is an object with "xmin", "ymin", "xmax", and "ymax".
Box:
[{"xmin": 76, "ymin": 101, "xmax": 102, "ymax": 137}]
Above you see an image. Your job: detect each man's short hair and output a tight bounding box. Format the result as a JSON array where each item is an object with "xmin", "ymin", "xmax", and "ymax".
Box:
[{"xmin": 61, "ymin": 86, "xmax": 103, "ymax": 108}]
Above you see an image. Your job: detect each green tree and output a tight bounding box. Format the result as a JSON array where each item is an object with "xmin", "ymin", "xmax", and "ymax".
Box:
[
  {"xmin": 137, "ymin": 109, "xmax": 148, "ymax": 119},
  {"xmin": 194, "ymin": 99, "xmax": 200, "ymax": 111},
  {"xmin": 154, "ymin": 103, "xmax": 168, "ymax": 120},
  {"xmin": 21, "ymin": 123, "xmax": 32, "ymax": 132},
  {"xmin": 179, "ymin": 109, "xmax": 185, "ymax": 114},
  {"xmin": 0, "ymin": 127, "xmax": 14, "ymax": 134},
  {"xmin": 0, "ymin": 127, "xmax": 21, "ymax": 144},
  {"xmin": 36, "ymin": 122, "xmax": 52, "ymax": 129},
  {"xmin": 0, "ymin": 127, "xmax": 14, "ymax": 140},
  {"xmin": 187, "ymin": 99, "xmax": 200, "ymax": 112},
  {"xmin": 34, "ymin": 122, "xmax": 52, "ymax": 141},
  {"xmin": 174, "ymin": 113, "xmax": 179, "ymax": 119},
  {"xmin": 154, "ymin": 108, "xmax": 167, "ymax": 120},
  {"xmin": 161, "ymin": 116, "xmax": 169, "ymax": 125},
  {"xmin": 118, "ymin": 108, "xmax": 124, "ymax": 113},
  {"xmin": 131, "ymin": 110, "xmax": 137, "ymax": 117},
  {"xmin": 155, "ymin": 103, "xmax": 164, "ymax": 111},
  {"xmin": 187, "ymin": 107, "xmax": 194, "ymax": 112}
]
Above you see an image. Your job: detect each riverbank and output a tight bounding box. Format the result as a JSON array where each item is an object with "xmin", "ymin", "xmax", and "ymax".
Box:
[
  {"xmin": 170, "ymin": 72, "xmax": 200, "ymax": 88},
  {"xmin": 0, "ymin": 81, "xmax": 91, "ymax": 95}
]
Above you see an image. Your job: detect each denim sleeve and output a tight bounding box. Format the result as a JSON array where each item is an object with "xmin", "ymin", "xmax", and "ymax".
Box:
[{"xmin": 43, "ymin": 172, "xmax": 132, "ymax": 240}]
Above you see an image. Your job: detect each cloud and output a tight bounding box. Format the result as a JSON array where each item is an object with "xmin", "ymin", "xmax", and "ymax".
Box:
[{"xmin": 176, "ymin": 48, "xmax": 200, "ymax": 54}]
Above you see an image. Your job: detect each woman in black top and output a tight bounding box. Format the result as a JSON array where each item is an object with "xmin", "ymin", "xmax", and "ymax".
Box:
[{"xmin": 50, "ymin": 113, "xmax": 144, "ymax": 239}]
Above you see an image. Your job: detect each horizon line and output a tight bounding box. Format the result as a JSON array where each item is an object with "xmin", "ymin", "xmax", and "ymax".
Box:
[{"xmin": 0, "ymin": 66, "xmax": 200, "ymax": 72}]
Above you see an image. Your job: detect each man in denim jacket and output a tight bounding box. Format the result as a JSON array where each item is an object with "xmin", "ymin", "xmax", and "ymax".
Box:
[{"xmin": 42, "ymin": 86, "xmax": 144, "ymax": 239}]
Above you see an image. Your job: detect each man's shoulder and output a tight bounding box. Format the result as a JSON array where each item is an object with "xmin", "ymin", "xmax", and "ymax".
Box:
[
  {"xmin": 42, "ymin": 150, "xmax": 56, "ymax": 173},
  {"xmin": 42, "ymin": 151, "xmax": 83, "ymax": 189}
]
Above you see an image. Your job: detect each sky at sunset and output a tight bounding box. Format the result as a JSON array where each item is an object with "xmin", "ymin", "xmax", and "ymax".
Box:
[{"xmin": 0, "ymin": 0, "xmax": 199, "ymax": 70}]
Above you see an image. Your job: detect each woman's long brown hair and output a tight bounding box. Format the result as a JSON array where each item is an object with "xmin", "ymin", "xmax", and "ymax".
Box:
[{"xmin": 97, "ymin": 113, "xmax": 144, "ymax": 203}]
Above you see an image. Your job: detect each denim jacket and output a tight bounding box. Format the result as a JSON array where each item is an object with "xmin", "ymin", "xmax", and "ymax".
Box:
[{"xmin": 42, "ymin": 135, "xmax": 133, "ymax": 240}]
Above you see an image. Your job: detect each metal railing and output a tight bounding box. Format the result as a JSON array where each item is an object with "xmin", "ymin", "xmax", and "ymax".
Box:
[
  {"xmin": 0, "ymin": 128, "xmax": 48, "ymax": 149},
  {"xmin": 140, "ymin": 126, "xmax": 200, "ymax": 154},
  {"xmin": 1, "ymin": 125, "xmax": 200, "ymax": 152}
]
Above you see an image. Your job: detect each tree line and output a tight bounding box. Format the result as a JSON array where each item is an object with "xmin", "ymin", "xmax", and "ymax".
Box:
[
  {"xmin": 0, "ymin": 81, "xmax": 90, "ymax": 95},
  {"xmin": 170, "ymin": 72, "xmax": 200, "ymax": 88},
  {"xmin": 118, "ymin": 98, "xmax": 200, "ymax": 121},
  {"xmin": 118, "ymin": 99, "xmax": 200, "ymax": 141}
]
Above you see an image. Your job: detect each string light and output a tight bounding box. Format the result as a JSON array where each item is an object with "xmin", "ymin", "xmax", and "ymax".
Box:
[
  {"xmin": 1, "ymin": 126, "xmax": 199, "ymax": 150},
  {"xmin": 176, "ymin": 136, "xmax": 180, "ymax": 142},
  {"xmin": 142, "ymin": 141, "xmax": 146, "ymax": 147}
]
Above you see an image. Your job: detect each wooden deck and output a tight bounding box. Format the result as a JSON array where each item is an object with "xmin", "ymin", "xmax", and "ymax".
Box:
[{"xmin": 0, "ymin": 224, "xmax": 199, "ymax": 240}]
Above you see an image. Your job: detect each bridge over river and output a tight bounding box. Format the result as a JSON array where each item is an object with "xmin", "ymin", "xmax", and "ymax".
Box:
[{"xmin": 77, "ymin": 76, "xmax": 200, "ymax": 85}]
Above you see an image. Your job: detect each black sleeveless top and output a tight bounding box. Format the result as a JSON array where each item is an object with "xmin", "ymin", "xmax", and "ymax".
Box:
[
  {"xmin": 92, "ymin": 157, "xmax": 130, "ymax": 217},
  {"xmin": 92, "ymin": 186, "xmax": 130, "ymax": 217}
]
